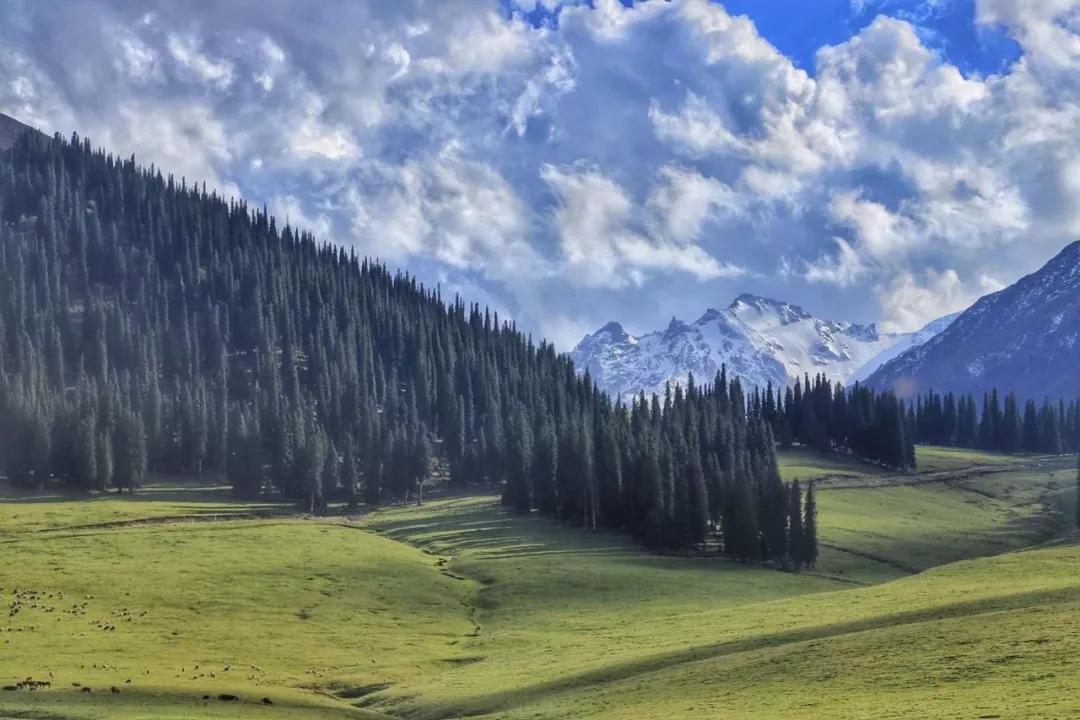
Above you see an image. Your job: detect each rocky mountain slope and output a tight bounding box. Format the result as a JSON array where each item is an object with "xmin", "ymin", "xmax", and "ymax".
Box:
[{"xmin": 866, "ymin": 241, "xmax": 1080, "ymax": 400}]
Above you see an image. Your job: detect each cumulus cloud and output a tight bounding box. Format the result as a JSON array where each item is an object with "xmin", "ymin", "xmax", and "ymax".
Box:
[
  {"xmin": 542, "ymin": 164, "xmax": 743, "ymax": 287},
  {"xmin": 877, "ymin": 268, "xmax": 1004, "ymax": 332},
  {"xmin": 2, "ymin": 0, "xmax": 1080, "ymax": 345},
  {"xmin": 348, "ymin": 143, "xmax": 541, "ymax": 281}
]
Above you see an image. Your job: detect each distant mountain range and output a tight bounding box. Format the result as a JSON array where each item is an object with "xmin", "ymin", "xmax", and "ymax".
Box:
[
  {"xmin": 866, "ymin": 241, "xmax": 1080, "ymax": 400},
  {"xmin": 570, "ymin": 294, "xmax": 956, "ymax": 398}
]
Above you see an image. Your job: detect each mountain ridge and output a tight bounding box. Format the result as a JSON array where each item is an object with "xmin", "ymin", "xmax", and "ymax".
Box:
[
  {"xmin": 572, "ymin": 294, "xmax": 955, "ymax": 398},
  {"xmin": 866, "ymin": 241, "xmax": 1080, "ymax": 400}
]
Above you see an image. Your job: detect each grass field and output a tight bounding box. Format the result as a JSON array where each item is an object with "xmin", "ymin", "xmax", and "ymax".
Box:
[{"xmin": 1, "ymin": 446, "xmax": 1077, "ymax": 719}]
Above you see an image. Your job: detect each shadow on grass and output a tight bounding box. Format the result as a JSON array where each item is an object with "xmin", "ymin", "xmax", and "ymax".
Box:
[{"xmin": 393, "ymin": 583, "xmax": 1080, "ymax": 720}]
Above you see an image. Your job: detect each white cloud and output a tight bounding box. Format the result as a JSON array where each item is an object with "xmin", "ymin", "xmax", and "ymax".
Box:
[
  {"xmin": 166, "ymin": 33, "xmax": 234, "ymax": 89},
  {"xmin": 5, "ymin": 0, "xmax": 1080, "ymax": 347},
  {"xmin": 804, "ymin": 237, "xmax": 869, "ymax": 287},
  {"xmin": 877, "ymin": 268, "xmax": 1003, "ymax": 332},
  {"xmin": 648, "ymin": 165, "xmax": 739, "ymax": 241},
  {"xmin": 829, "ymin": 190, "xmax": 919, "ymax": 261},
  {"xmin": 348, "ymin": 144, "xmax": 541, "ymax": 281},
  {"xmin": 649, "ymin": 94, "xmax": 743, "ymax": 157},
  {"xmin": 542, "ymin": 164, "xmax": 742, "ymax": 287},
  {"xmin": 289, "ymin": 97, "xmax": 359, "ymax": 161},
  {"xmin": 977, "ymin": 0, "xmax": 1080, "ymax": 69}
]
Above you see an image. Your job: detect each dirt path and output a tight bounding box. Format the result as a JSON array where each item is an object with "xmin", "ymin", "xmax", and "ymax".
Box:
[{"xmin": 818, "ymin": 460, "xmax": 1052, "ymax": 490}]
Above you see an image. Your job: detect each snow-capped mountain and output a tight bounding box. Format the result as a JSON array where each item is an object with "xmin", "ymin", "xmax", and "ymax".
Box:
[
  {"xmin": 848, "ymin": 313, "xmax": 959, "ymax": 384},
  {"xmin": 571, "ymin": 294, "xmax": 954, "ymax": 398},
  {"xmin": 866, "ymin": 241, "xmax": 1080, "ymax": 400}
]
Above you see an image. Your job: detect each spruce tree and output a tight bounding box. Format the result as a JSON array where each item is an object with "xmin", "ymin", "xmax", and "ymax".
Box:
[
  {"xmin": 787, "ymin": 479, "xmax": 804, "ymax": 568},
  {"xmin": 801, "ymin": 482, "xmax": 818, "ymax": 568}
]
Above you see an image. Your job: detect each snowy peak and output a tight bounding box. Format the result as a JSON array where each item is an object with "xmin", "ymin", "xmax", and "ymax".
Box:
[
  {"xmin": 728, "ymin": 293, "xmax": 810, "ymax": 326},
  {"xmin": 596, "ymin": 321, "xmax": 631, "ymax": 341},
  {"xmin": 571, "ymin": 294, "xmax": 955, "ymax": 399}
]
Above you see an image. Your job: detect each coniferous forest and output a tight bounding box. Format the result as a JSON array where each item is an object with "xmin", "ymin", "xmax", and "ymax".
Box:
[
  {"xmin": 759, "ymin": 374, "xmax": 916, "ymax": 470},
  {"xmin": 911, "ymin": 389, "xmax": 1080, "ymax": 454},
  {"xmin": 0, "ymin": 131, "xmax": 825, "ymax": 562}
]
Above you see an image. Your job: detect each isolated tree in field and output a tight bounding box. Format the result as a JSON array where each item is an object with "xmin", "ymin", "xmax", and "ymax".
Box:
[
  {"xmin": 802, "ymin": 482, "xmax": 818, "ymax": 568},
  {"xmin": 787, "ymin": 479, "xmax": 804, "ymax": 567}
]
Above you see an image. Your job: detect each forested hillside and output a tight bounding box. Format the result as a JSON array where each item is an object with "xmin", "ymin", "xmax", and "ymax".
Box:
[{"xmin": 0, "ymin": 131, "xmax": 821, "ymax": 558}]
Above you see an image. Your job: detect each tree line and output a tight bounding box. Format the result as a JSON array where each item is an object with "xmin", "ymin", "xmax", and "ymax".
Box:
[
  {"xmin": 757, "ymin": 374, "xmax": 915, "ymax": 470},
  {"xmin": 911, "ymin": 389, "xmax": 1080, "ymax": 454},
  {"xmin": 0, "ymin": 131, "xmax": 818, "ymax": 563}
]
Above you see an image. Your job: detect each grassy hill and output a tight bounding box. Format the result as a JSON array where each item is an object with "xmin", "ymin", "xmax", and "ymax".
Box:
[{"xmin": 1, "ymin": 447, "xmax": 1077, "ymax": 719}]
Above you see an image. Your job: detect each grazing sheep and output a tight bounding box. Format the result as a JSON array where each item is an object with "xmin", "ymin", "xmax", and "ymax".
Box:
[
  {"xmin": 262, "ymin": 697, "xmax": 274, "ymax": 705},
  {"xmin": 81, "ymin": 687, "xmax": 92, "ymax": 694},
  {"xmin": 110, "ymin": 686, "xmax": 120, "ymax": 695},
  {"xmin": 218, "ymin": 693, "xmax": 240, "ymax": 702}
]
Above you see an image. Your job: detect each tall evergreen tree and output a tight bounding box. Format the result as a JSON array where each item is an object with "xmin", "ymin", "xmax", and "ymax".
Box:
[{"xmin": 801, "ymin": 482, "xmax": 818, "ymax": 568}]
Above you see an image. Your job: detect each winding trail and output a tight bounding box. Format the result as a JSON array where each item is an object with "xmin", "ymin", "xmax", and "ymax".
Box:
[{"xmin": 818, "ymin": 460, "xmax": 1044, "ymax": 490}]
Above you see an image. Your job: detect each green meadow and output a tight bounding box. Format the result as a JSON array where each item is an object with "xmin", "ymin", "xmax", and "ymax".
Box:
[{"xmin": 1, "ymin": 447, "xmax": 1077, "ymax": 719}]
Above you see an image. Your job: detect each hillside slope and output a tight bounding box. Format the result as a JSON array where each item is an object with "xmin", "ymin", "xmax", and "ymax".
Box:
[
  {"xmin": 2, "ymin": 448, "xmax": 1074, "ymax": 719},
  {"xmin": 0, "ymin": 111, "xmax": 40, "ymax": 151},
  {"xmin": 868, "ymin": 241, "xmax": 1080, "ymax": 400}
]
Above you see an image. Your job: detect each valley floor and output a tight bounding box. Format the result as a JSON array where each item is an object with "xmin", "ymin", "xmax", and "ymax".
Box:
[{"xmin": 0, "ymin": 447, "xmax": 1077, "ymax": 719}]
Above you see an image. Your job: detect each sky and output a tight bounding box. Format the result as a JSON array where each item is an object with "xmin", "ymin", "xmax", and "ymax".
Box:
[{"xmin": 2, "ymin": 0, "xmax": 1079, "ymax": 349}]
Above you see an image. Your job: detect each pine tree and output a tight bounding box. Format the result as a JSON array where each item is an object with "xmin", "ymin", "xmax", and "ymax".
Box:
[
  {"xmin": 801, "ymin": 482, "xmax": 818, "ymax": 568},
  {"xmin": 341, "ymin": 436, "xmax": 360, "ymax": 508},
  {"xmin": 787, "ymin": 479, "xmax": 804, "ymax": 568},
  {"xmin": 113, "ymin": 411, "xmax": 147, "ymax": 492}
]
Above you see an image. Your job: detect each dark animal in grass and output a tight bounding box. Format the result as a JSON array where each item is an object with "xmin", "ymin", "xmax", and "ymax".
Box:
[
  {"xmin": 2, "ymin": 685, "xmax": 16, "ymax": 691},
  {"xmin": 81, "ymin": 687, "xmax": 91, "ymax": 693},
  {"xmin": 110, "ymin": 686, "xmax": 120, "ymax": 694},
  {"xmin": 262, "ymin": 697, "xmax": 273, "ymax": 705},
  {"xmin": 218, "ymin": 694, "xmax": 239, "ymax": 702}
]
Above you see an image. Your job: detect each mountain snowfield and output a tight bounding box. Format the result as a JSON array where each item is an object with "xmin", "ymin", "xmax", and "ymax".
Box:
[
  {"xmin": 848, "ymin": 313, "xmax": 960, "ymax": 384},
  {"xmin": 570, "ymin": 294, "xmax": 956, "ymax": 399}
]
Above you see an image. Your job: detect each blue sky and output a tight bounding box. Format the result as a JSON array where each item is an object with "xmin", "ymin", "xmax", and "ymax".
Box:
[
  {"xmin": 509, "ymin": 0, "xmax": 1022, "ymax": 75},
  {"xmin": 2, "ymin": 0, "xmax": 1078, "ymax": 348}
]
